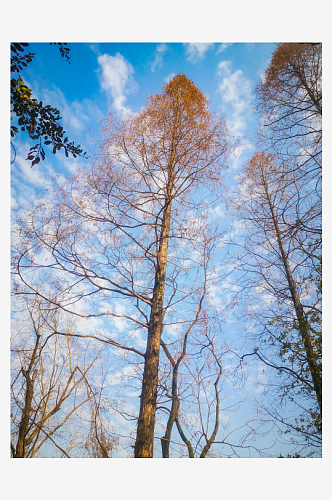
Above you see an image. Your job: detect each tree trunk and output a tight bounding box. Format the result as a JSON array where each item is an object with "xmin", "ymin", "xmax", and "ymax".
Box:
[
  {"xmin": 134, "ymin": 92, "xmax": 182, "ymax": 458},
  {"xmin": 14, "ymin": 370, "xmax": 36, "ymax": 458},
  {"xmin": 263, "ymin": 177, "xmax": 322, "ymax": 414},
  {"xmin": 160, "ymin": 323, "xmax": 193, "ymax": 457},
  {"xmin": 200, "ymin": 373, "xmax": 221, "ymax": 458},
  {"xmin": 175, "ymin": 418, "xmax": 194, "ymax": 458},
  {"xmin": 134, "ymin": 192, "xmax": 173, "ymax": 458},
  {"xmin": 13, "ymin": 334, "xmax": 40, "ymax": 458},
  {"xmin": 160, "ymin": 364, "xmax": 179, "ymax": 458}
]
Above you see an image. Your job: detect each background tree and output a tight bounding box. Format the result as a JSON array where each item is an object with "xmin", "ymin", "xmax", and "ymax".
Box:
[
  {"xmin": 11, "ymin": 42, "xmax": 88, "ymax": 167},
  {"xmin": 252, "ymin": 43, "xmax": 322, "ymax": 449},
  {"xmin": 255, "ymin": 43, "xmax": 321, "ymax": 262},
  {"xmin": 157, "ymin": 237, "xmax": 221, "ymax": 458},
  {"xmin": 227, "ymin": 151, "xmax": 321, "ymax": 453},
  {"xmin": 10, "ymin": 290, "xmax": 116, "ymax": 458},
  {"xmin": 161, "ymin": 325, "xmax": 224, "ymax": 458},
  {"xmin": 159, "ymin": 319, "xmax": 266, "ymax": 458},
  {"xmin": 255, "ymin": 42, "xmax": 322, "ymax": 180}
]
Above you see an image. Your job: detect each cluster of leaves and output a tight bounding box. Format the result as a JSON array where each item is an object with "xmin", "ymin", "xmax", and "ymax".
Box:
[
  {"xmin": 50, "ymin": 42, "xmax": 71, "ymax": 63},
  {"xmin": 278, "ymin": 452, "xmax": 314, "ymax": 458},
  {"xmin": 273, "ymin": 239, "xmax": 321, "ymax": 438},
  {"xmin": 11, "ymin": 42, "xmax": 88, "ymax": 167}
]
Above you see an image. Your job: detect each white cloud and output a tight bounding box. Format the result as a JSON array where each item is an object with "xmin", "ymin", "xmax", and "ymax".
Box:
[
  {"xmin": 11, "ymin": 140, "xmax": 49, "ymax": 207},
  {"xmin": 19, "ymin": 75, "xmax": 101, "ymax": 138},
  {"xmin": 89, "ymin": 43, "xmax": 100, "ymax": 55},
  {"xmin": 97, "ymin": 52, "xmax": 138, "ymax": 114},
  {"xmin": 209, "ymin": 204, "xmax": 225, "ymax": 219},
  {"xmin": 107, "ymin": 300, "xmax": 129, "ymax": 333},
  {"xmin": 164, "ymin": 72, "xmax": 175, "ymax": 83},
  {"xmin": 216, "ymin": 60, "xmax": 252, "ymax": 136},
  {"xmin": 216, "ymin": 43, "xmax": 233, "ymax": 54},
  {"xmin": 244, "ymin": 362, "xmax": 270, "ymax": 394},
  {"xmin": 151, "ymin": 43, "xmax": 167, "ymax": 73},
  {"xmin": 107, "ymin": 365, "xmax": 138, "ymax": 387},
  {"xmin": 13, "ymin": 150, "xmax": 42, "ymax": 185},
  {"xmin": 185, "ymin": 43, "xmax": 214, "ymax": 63},
  {"xmin": 257, "ymin": 57, "xmax": 271, "ymax": 84},
  {"xmin": 230, "ymin": 142, "xmax": 254, "ymax": 170},
  {"xmin": 42, "ymin": 86, "xmax": 101, "ymax": 134}
]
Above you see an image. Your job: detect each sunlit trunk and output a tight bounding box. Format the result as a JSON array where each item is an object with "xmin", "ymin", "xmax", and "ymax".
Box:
[{"xmin": 134, "ymin": 186, "xmax": 173, "ymax": 458}]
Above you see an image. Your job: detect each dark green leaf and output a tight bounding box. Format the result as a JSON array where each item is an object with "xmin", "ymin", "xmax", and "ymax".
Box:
[
  {"xmin": 31, "ymin": 157, "xmax": 40, "ymax": 166},
  {"xmin": 13, "ymin": 43, "xmax": 24, "ymax": 51}
]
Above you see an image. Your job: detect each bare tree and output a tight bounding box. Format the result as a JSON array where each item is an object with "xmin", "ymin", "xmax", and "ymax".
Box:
[
  {"xmin": 227, "ymin": 152, "xmax": 321, "ymax": 452},
  {"xmin": 159, "ymin": 321, "xmax": 266, "ymax": 458},
  {"xmin": 255, "ymin": 43, "xmax": 322, "ymax": 181},
  {"xmin": 174, "ymin": 329, "xmax": 223, "ymax": 458},
  {"xmin": 11, "ymin": 293, "xmax": 113, "ymax": 458},
  {"xmin": 250, "ymin": 44, "xmax": 322, "ymax": 453},
  {"xmin": 157, "ymin": 236, "xmax": 220, "ymax": 458},
  {"xmin": 12, "ymin": 74, "xmax": 230, "ymax": 457}
]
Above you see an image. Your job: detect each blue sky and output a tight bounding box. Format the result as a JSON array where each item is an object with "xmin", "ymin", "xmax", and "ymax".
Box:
[{"xmin": 11, "ymin": 42, "xmax": 277, "ymax": 208}]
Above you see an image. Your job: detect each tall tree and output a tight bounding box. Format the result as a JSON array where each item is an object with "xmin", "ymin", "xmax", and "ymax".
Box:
[
  {"xmin": 255, "ymin": 43, "xmax": 322, "ymax": 245},
  {"xmin": 249, "ymin": 45, "xmax": 322, "ymax": 453},
  {"xmin": 12, "ymin": 74, "xmax": 230, "ymax": 457},
  {"xmin": 229, "ymin": 152, "xmax": 321, "ymax": 450}
]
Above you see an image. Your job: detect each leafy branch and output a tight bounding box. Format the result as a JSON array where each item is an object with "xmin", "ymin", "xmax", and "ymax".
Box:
[{"xmin": 10, "ymin": 42, "xmax": 88, "ymax": 167}]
